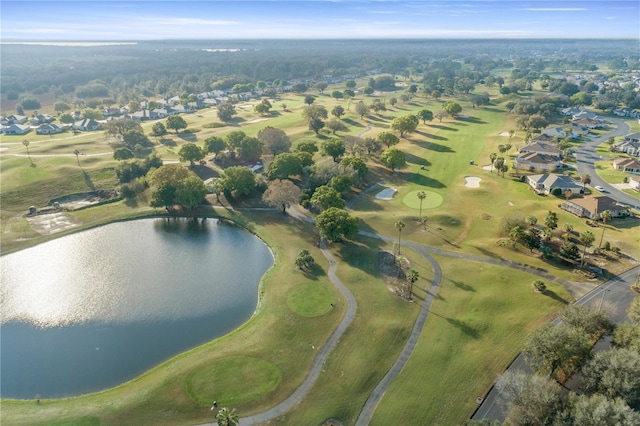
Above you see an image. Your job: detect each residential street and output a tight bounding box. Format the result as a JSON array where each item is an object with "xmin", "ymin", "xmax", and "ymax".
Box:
[{"xmin": 574, "ymin": 118, "xmax": 640, "ymax": 209}]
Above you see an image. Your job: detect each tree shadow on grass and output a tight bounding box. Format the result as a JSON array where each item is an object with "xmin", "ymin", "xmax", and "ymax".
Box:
[
  {"xmin": 415, "ymin": 130, "xmax": 448, "ymax": 141},
  {"xmin": 415, "ymin": 140, "xmax": 455, "ymax": 153},
  {"xmin": 83, "ymin": 171, "xmax": 95, "ymax": 190},
  {"xmin": 543, "ymin": 289, "xmax": 570, "ymax": 305},
  {"xmin": 469, "ymin": 245, "xmax": 504, "ymax": 261},
  {"xmin": 405, "ymin": 153, "xmax": 429, "ymax": 167},
  {"xmin": 403, "ymin": 172, "xmax": 446, "ymax": 188},
  {"xmin": 429, "ymin": 124, "xmax": 458, "ymax": 131},
  {"xmin": 299, "ymin": 262, "xmax": 327, "ymax": 281},
  {"xmin": 343, "ymin": 118, "xmax": 365, "ymax": 127},
  {"xmin": 450, "ymin": 280, "xmax": 476, "ymax": 292},
  {"xmin": 160, "ymin": 138, "xmax": 177, "ymax": 146},
  {"xmin": 177, "ymin": 132, "xmax": 197, "ymax": 142},
  {"xmin": 446, "ymin": 317, "xmax": 480, "ymax": 338},
  {"xmin": 458, "ymin": 115, "xmax": 487, "ymax": 124},
  {"xmin": 347, "ymin": 194, "xmax": 385, "ymax": 212}
]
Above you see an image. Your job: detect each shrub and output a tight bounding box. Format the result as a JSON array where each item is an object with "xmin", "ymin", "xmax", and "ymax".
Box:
[{"xmin": 532, "ymin": 280, "xmax": 547, "ymax": 293}]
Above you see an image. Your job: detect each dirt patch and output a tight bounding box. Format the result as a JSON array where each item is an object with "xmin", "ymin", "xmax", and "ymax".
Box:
[
  {"xmin": 51, "ymin": 190, "xmax": 119, "ymax": 210},
  {"xmin": 378, "ymin": 250, "xmax": 412, "ymax": 299},
  {"xmin": 26, "ymin": 212, "xmax": 82, "ymax": 235}
]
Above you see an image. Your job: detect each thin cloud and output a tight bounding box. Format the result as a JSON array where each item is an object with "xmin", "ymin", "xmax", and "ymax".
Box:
[
  {"xmin": 522, "ymin": 8, "xmax": 588, "ymax": 12},
  {"xmin": 141, "ymin": 17, "xmax": 239, "ymax": 26}
]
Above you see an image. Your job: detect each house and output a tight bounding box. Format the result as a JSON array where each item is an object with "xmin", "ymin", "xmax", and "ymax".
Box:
[
  {"xmin": 519, "ymin": 141, "xmax": 562, "ymax": 159},
  {"xmin": 29, "ymin": 114, "xmax": 55, "ymax": 126},
  {"xmin": 613, "ymin": 134, "xmax": 640, "ymax": 156},
  {"xmin": 2, "ymin": 114, "xmax": 28, "ymax": 125},
  {"xmin": 561, "ymin": 196, "xmax": 630, "ymax": 219},
  {"xmin": 527, "ymin": 173, "xmax": 583, "ymax": 195},
  {"xmin": 36, "ymin": 123, "xmax": 64, "ymax": 135},
  {"xmin": 629, "ymin": 176, "xmax": 640, "ymax": 192},
  {"xmin": 612, "ymin": 158, "xmax": 640, "ymax": 174},
  {"xmin": 2, "ymin": 124, "xmax": 31, "ymax": 135},
  {"xmin": 72, "ymin": 119, "xmax": 100, "ymax": 131},
  {"xmin": 514, "ymin": 152, "xmax": 561, "ymax": 172},
  {"xmin": 573, "ymin": 117, "xmax": 604, "ymax": 129}
]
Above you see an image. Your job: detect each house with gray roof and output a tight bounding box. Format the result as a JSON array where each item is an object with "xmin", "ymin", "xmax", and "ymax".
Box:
[
  {"xmin": 514, "ymin": 152, "xmax": 561, "ymax": 172},
  {"xmin": 526, "ymin": 173, "xmax": 583, "ymax": 195},
  {"xmin": 1, "ymin": 123, "xmax": 31, "ymax": 135},
  {"xmin": 519, "ymin": 141, "xmax": 562, "ymax": 159}
]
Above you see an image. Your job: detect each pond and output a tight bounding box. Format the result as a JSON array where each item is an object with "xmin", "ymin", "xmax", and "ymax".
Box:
[{"xmin": 0, "ymin": 218, "xmax": 274, "ymax": 399}]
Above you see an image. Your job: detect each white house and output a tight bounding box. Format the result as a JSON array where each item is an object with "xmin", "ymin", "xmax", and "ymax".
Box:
[
  {"xmin": 526, "ymin": 173, "xmax": 583, "ymax": 195},
  {"xmin": 36, "ymin": 123, "xmax": 64, "ymax": 135},
  {"xmin": 519, "ymin": 141, "xmax": 562, "ymax": 159},
  {"xmin": 514, "ymin": 152, "xmax": 561, "ymax": 172},
  {"xmin": 629, "ymin": 176, "xmax": 640, "ymax": 192},
  {"xmin": 72, "ymin": 119, "xmax": 100, "ymax": 131},
  {"xmin": 1, "ymin": 123, "xmax": 31, "ymax": 135}
]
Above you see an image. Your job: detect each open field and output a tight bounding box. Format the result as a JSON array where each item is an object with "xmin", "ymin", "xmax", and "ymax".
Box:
[{"xmin": 2, "ymin": 86, "xmax": 640, "ymax": 425}]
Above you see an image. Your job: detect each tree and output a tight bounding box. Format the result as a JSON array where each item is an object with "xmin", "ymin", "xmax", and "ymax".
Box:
[
  {"xmin": 151, "ymin": 121, "xmax": 167, "ymax": 137},
  {"xmin": 262, "ymin": 179, "xmax": 301, "ymax": 213},
  {"xmin": 391, "ymin": 115, "xmax": 418, "ymax": 138},
  {"xmin": 316, "ymin": 207, "xmax": 358, "ymax": 242},
  {"xmin": 442, "ymin": 101, "xmax": 462, "ymax": 117},
  {"xmin": 236, "ymin": 136, "xmax": 263, "ymax": 163},
  {"xmin": 406, "ymin": 269, "xmax": 419, "ymax": 298},
  {"xmin": 219, "ymin": 166, "xmax": 256, "ymax": 198},
  {"xmin": 581, "ymin": 348, "xmax": 640, "ymax": 408},
  {"xmin": 489, "ymin": 153, "xmax": 497, "ymax": 173},
  {"xmin": 178, "ymin": 143, "xmax": 204, "ymax": 165},
  {"xmin": 345, "ymin": 80, "xmax": 356, "ymax": 90},
  {"xmin": 560, "ymin": 241, "xmax": 580, "ymax": 261},
  {"xmin": 225, "ymin": 130, "xmax": 247, "ymax": 155},
  {"xmin": 377, "ymin": 131, "xmax": 399, "ymax": 148},
  {"xmin": 355, "ymin": 101, "xmax": 369, "ymax": 119},
  {"xmin": 295, "ymin": 141, "xmax": 318, "ymax": 154},
  {"xmin": 331, "ymin": 105, "xmax": 345, "ymax": 119},
  {"xmin": 598, "ymin": 209, "xmax": 612, "ymax": 247},
  {"xmin": 113, "ymin": 147, "xmax": 135, "ymax": 161},
  {"xmin": 81, "ymin": 108, "xmax": 103, "ymax": 120},
  {"xmin": 203, "ymin": 136, "xmax": 226, "ymax": 158},
  {"xmin": 493, "ymin": 157, "xmax": 505, "ymax": 177},
  {"xmin": 581, "ymin": 173, "xmax": 591, "ymax": 190},
  {"xmin": 495, "ymin": 371, "xmax": 562, "ymax": 426},
  {"xmin": 73, "ymin": 149, "xmax": 81, "ymax": 167},
  {"xmin": 380, "ymin": 147, "xmax": 406, "ymax": 170},
  {"xmin": 628, "ymin": 297, "xmax": 640, "ymax": 324},
  {"xmin": 150, "ymin": 183, "xmax": 177, "ymax": 211},
  {"xmin": 254, "ymin": 102, "xmax": 270, "ymax": 115},
  {"xmin": 329, "ymin": 174, "xmax": 352, "ymax": 194},
  {"xmin": 314, "ymin": 81, "xmax": 328, "ymax": 94},
  {"xmin": 175, "ymin": 175, "xmax": 206, "ymax": 209},
  {"xmin": 580, "ymin": 230, "xmax": 595, "ymax": 266},
  {"xmin": 295, "ymin": 249, "xmax": 315, "ymax": 270},
  {"xmin": 569, "ymin": 394, "xmax": 640, "ymax": 426},
  {"xmin": 216, "ymin": 407, "xmax": 239, "ymax": 426},
  {"xmin": 544, "ymin": 211, "xmax": 558, "ymax": 230},
  {"xmin": 559, "ymin": 305, "xmax": 612, "ymax": 339},
  {"xmin": 54, "ymin": 101, "xmax": 70, "ymax": 114},
  {"xmin": 524, "ymin": 323, "xmax": 592, "ymax": 380},
  {"xmin": 417, "ymin": 191, "xmax": 427, "ymax": 222},
  {"xmin": 59, "ymin": 113, "xmax": 74, "ymax": 124},
  {"xmin": 395, "ymin": 220, "xmax": 405, "ymax": 256},
  {"xmin": 389, "ymin": 97, "xmax": 398, "ymax": 107},
  {"xmin": 363, "ymin": 86, "xmax": 374, "ymax": 96},
  {"xmin": 325, "ymin": 117, "xmax": 348, "ymax": 135},
  {"xmin": 266, "ymin": 152, "xmax": 303, "ymax": 180},
  {"xmin": 321, "ymin": 138, "xmax": 345, "ymax": 162},
  {"xmin": 340, "ymin": 156, "xmax": 368, "ymax": 180},
  {"xmin": 217, "ymin": 102, "xmax": 237, "ymax": 123},
  {"xmin": 304, "ymin": 95, "xmax": 315, "ymax": 106},
  {"xmin": 22, "ymin": 140, "xmax": 32, "ymax": 165},
  {"xmin": 166, "ymin": 115, "xmax": 188, "ymax": 134},
  {"xmin": 532, "ymin": 279, "xmax": 546, "ymax": 293},
  {"xmin": 417, "ymin": 109, "xmax": 433, "ymax": 124},
  {"xmin": 122, "ymin": 130, "xmax": 152, "ymax": 151},
  {"xmin": 302, "ymin": 104, "xmax": 328, "ymax": 121},
  {"xmin": 104, "ymin": 118, "xmax": 141, "ymax": 140},
  {"xmin": 310, "ymin": 185, "xmax": 345, "ymax": 210}
]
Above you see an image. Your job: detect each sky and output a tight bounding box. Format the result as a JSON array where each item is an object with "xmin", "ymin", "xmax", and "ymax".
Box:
[{"xmin": 1, "ymin": 0, "xmax": 639, "ymax": 41}]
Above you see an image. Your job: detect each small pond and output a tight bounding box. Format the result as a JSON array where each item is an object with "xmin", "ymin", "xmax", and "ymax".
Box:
[{"xmin": 0, "ymin": 217, "xmax": 273, "ymax": 399}]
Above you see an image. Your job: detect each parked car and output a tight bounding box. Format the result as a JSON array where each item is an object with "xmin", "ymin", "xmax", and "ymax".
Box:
[{"xmin": 594, "ymin": 186, "xmax": 605, "ymax": 192}]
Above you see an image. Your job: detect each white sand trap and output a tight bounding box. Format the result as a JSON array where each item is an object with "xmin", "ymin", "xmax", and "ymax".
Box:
[
  {"xmin": 464, "ymin": 176, "xmax": 481, "ymax": 188},
  {"xmin": 481, "ymin": 164, "xmax": 493, "ymax": 171},
  {"xmin": 375, "ymin": 187, "xmax": 397, "ymax": 200},
  {"xmin": 246, "ymin": 118, "xmax": 269, "ymax": 124}
]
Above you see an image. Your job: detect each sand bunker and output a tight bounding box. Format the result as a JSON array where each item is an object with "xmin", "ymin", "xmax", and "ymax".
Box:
[
  {"xmin": 246, "ymin": 118, "xmax": 270, "ymax": 124},
  {"xmin": 375, "ymin": 187, "xmax": 397, "ymax": 200},
  {"xmin": 464, "ymin": 176, "xmax": 481, "ymax": 188}
]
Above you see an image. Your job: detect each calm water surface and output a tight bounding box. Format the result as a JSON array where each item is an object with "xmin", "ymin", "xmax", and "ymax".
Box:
[{"xmin": 0, "ymin": 218, "xmax": 273, "ymax": 399}]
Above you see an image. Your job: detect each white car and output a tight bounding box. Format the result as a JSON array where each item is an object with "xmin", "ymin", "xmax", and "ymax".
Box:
[{"xmin": 594, "ymin": 186, "xmax": 605, "ymax": 192}]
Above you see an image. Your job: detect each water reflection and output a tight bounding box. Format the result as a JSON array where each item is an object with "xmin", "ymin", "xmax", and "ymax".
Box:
[{"xmin": 0, "ymin": 218, "xmax": 273, "ymax": 398}]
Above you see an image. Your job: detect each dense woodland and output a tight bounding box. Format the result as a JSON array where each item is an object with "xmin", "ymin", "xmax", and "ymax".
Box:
[{"xmin": 2, "ymin": 39, "xmax": 639, "ymax": 111}]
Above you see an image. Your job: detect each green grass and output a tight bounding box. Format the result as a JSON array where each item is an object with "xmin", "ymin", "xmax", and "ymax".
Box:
[
  {"xmin": 370, "ymin": 257, "xmax": 571, "ymax": 425},
  {"xmin": 2, "ymin": 91, "xmax": 639, "ymax": 426}
]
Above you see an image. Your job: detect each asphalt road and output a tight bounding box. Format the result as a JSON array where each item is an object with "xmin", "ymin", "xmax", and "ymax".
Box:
[{"xmin": 574, "ymin": 118, "xmax": 640, "ymax": 209}]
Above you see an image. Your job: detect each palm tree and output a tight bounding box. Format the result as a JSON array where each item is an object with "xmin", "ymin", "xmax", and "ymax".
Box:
[
  {"xmin": 395, "ymin": 220, "xmax": 405, "ymax": 256},
  {"xmin": 526, "ymin": 215, "xmax": 538, "ymax": 226},
  {"xmin": 417, "ymin": 191, "xmax": 427, "ymax": 222},
  {"xmin": 509, "ymin": 225, "xmax": 524, "ymax": 248},
  {"xmin": 508, "ymin": 129, "xmax": 515, "ymax": 143},
  {"xmin": 73, "ymin": 149, "xmax": 81, "ymax": 167},
  {"xmin": 406, "ymin": 269, "xmax": 419, "ymax": 299},
  {"xmin": 580, "ymin": 230, "xmax": 595, "ymax": 267},
  {"xmin": 598, "ymin": 210, "xmax": 612, "ymax": 247},
  {"xmin": 489, "ymin": 152, "xmax": 498, "ymax": 173},
  {"xmin": 22, "ymin": 139, "xmax": 33, "ymax": 165},
  {"xmin": 216, "ymin": 407, "xmax": 239, "ymax": 426}
]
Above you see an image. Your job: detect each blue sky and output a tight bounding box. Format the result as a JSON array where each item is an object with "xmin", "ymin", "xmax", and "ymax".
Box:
[{"xmin": 1, "ymin": 1, "xmax": 639, "ymax": 41}]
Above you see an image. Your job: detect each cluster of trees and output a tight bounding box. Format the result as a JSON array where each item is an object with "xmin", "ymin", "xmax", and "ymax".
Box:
[
  {"xmin": 149, "ymin": 164, "xmax": 206, "ymax": 211},
  {"xmin": 485, "ymin": 301, "xmax": 640, "ymax": 425}
]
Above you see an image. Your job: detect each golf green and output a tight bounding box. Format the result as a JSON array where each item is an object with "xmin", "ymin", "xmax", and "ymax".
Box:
[
  {"xmin": 286, "ymin": 282, "xmax": 336, "ymax": 317},
  {"xmin": 402, "ymin": 190, "xmax": 444, "ymax": 210}
]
